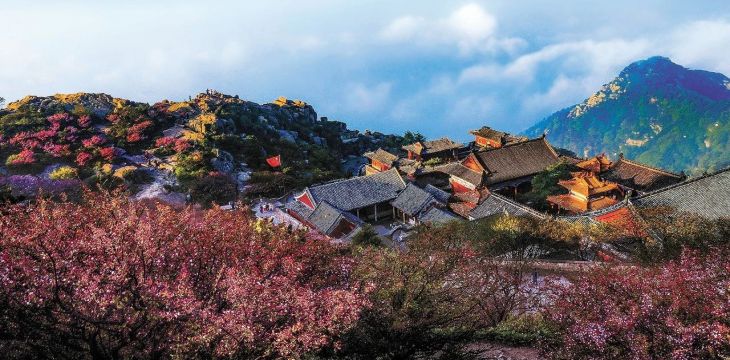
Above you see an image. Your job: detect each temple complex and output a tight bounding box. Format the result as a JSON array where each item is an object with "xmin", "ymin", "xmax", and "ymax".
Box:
[{"xmin": 283, "ymin": 124, "xmax": 707, "ymax": 240}]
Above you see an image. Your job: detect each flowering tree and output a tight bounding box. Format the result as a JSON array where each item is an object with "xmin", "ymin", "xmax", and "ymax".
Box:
[
  {"xmin": 544, "ymin": 252, "xmax": 730, "ymax": 359},
  {"xmin": 341, "ymin": 229, "xmax": 534, "ymax": 358},
  {"xmin": 0, "ymin": 194, "xmax": 366, "ymax": 359}
]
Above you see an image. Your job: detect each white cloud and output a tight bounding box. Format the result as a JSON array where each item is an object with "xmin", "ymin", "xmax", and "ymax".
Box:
[
  {"xmin": 379, "ymin": 3, "xmax": 524, "ymax": 55},
  {"xmin": 444, "ymin": 3, "xmax": 497, "ymax": 53},
  {"xmin": 380, "ymin": 16, "xmax": 426, "ymax": 42},
  {"xmin": 667, "ymin": 20, "xmax": 730, "ymax": 75},
  {"xmin": 343, "ymin": 82, "xmax": 392, "ymax": 114}
]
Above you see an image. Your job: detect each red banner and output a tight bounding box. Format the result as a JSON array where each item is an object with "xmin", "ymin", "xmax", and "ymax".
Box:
[{"xmin": 266, "ymin": 155, "xmax": 281, "ymax": 168}]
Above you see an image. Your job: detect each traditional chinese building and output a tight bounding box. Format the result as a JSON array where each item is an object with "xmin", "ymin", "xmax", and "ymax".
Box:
[
  {"xmin": 546, "ymin": 171, "xmax": 623, "ymax": 214},
  {"xmin": 461, "ymin": 136, "xmax": 561, "ymax": 194},
  {"xmin": 363, "ymin": 148, "xmax": 399, "ymax": 175},
  {"xmin": 601, "ymin": 154, "xmax": 685, "ymax": 194},
  {"xmin": 402, "ymin": 138, "xmax": 462, "ymax": 162},
  {"xmin": 286, "ymin": 168, "xmax": 407, "ymax": 233},
  {"xmin": 390, "ymin": 183, "xmax": 458, "ymax": 224},
  {"xmin": 469, "ymin": 126, "xmax": 528, "ymax": 149}
]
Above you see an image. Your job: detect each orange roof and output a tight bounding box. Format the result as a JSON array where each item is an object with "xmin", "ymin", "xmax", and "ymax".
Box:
[
  {"xmin": 588, "ymin": 196, "xmax": 618, "ymax": 211},
  {"xmin": 577, "ymin": 154, "xmax": 612, "ymax": 173},
  {"xmin": 547, "ymin": 194, "xmax": 588, "ymax": 213}
]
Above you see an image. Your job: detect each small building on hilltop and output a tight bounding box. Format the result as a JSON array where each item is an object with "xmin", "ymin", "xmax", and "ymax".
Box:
[
  {"xmin": 363, "ymin": 148, "xmax": 399, "ymax": 175},
  {"xmin": 469, "ymin": 126, "xmax": 528, "ymax": 149},
  {"xmin": 402, "ymin": 138, "xmax": 462, "ymax": 162}
]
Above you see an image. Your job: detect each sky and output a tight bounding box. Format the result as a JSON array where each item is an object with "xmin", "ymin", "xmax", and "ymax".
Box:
[{"xmin": 2, "ymin": 0, "xmax": 730, "ymax": 141}]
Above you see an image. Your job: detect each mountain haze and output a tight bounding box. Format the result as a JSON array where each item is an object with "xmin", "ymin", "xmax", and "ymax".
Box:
[{"xmin": 525, "ymin": 56, "xmax": 730, "ymax": 173}]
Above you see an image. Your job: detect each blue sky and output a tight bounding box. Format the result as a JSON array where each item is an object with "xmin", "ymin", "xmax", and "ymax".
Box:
[{"xmin": 2, "ymin": 1, "xmax": 730, "ymax": 141}]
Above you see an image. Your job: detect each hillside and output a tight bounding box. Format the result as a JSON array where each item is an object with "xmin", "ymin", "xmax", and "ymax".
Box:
[
  {"xmin": 0, "ymin": 90, "xmax": 406, "ymax": 203},
  {"xmin": 525, "ymin": 56, "xmax": 730, "ymax": 174}
]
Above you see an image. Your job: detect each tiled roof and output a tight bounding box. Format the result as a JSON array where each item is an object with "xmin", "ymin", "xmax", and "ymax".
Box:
[
  {"xmin": 433, "ymin": 162, "xmax": 484, "ymax": 187},
  {"xmin": 307, "ymin": 168, "xmax": 407, "ymax": 211},
  {"xmin": 424, "ymin": 184, "xmax": 451, "ymax": 203},
  {"xmin": 474, "ymin": 137, "xmax": 561, "ymax": 185},
  {"xmin": 633, "ymin": 167, "xmax": 730, "ymax": 219},
  {"xmin": 469, "ymin": 192, "xmax": 546, "ymax": 220},
  {"xmin": 307, "ymin": 201, "xmax": 349, "ymax": 235},
  {"xmin": 420, "ymin": 206, "xmax": 461, "ymax": 224},
  {"xmin": 470, "ymin": 126, "xmax": 506, "ymax": 140},
  {"xmin": 285, "ymin": 196, "xmax": 315, "ymax": 218},
  {"xmin": 391, "ymin": 183, "xmax": 444, "ymax": 216},
  {"xmin": 602, "ymin": 157, "xmax": 684, "ymax": 193},
  {"xmin": 363, "ymin": 148, "xmax": 398, "ymax": 165},
  {"xmin": 402, "ymin": 137, "xmax": 462, "ymax": 155}
]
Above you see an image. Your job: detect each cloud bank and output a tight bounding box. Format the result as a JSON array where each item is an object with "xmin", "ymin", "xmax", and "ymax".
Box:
[{"xmin": 1, "ymin": 1, "xmax": 729, "ymax": 140}]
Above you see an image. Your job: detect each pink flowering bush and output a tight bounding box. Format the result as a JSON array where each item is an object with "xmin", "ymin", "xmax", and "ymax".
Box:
[
  {"xmin": 544, "ymin": 252, "xmax": 730, "ymax": 359},
  {"xmin": 99, "ymin": 146, "xmax": 116, "ymax": 161},
  {"xmin": 0, "ymin": 194, "xmax": 367, "ymax": 358},
  {"xmin": 5, "ymin": 149, "xmax": 36, "ymax": 165},
  {"xmin": 75, "ymin": 151, "xmax": 92, "ymax": 166},
  {"xmin": 82, "ymin": 135, "xmax": 106, "ymax": 148}
]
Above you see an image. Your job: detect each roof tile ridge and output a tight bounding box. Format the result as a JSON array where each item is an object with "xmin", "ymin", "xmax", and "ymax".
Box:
[
  {"xmin": 636, "ymin": 165, "xmax": 730, "ymax": 200},
  {"xmin": 487, "ymin": 192, "xmax": 547, "ymax": 218},
  {"xmin": 614, "ymin": 157, "xmax": 684, "ymax": 178}
]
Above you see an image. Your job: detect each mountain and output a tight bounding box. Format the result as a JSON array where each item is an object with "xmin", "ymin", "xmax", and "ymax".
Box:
[
  {"xmin": 524, "ymin": 56, "xmax": 730, "ymax": 174},
  {"xmin": 0, "ymin": 90, "xmax": 407, "ymax": 202}
]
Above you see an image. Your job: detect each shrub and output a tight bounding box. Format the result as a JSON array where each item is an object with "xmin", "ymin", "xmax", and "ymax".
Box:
[
  {"xmin": 340, "ymin": 232, "xmax": 535, "ymax": 359},
  {"xmin": 6, "ymin": 150, "xmax": 35, "ymax": 166},
  {"xmin": 190, "ymin": 172, "xmax": 237, "ymax": 206},
  {"xmin": 0, "ymin": 194, "xmax": 366, "ymax": 358},
  {"xmin": 350, "ymin": 224, "xmax": 381, "ymax": 248},
  {"xmin": 543, "ymin": 252, "xmax": 730, "ymax": 359},
  {"xmin": 483, "ymin": 314, "xmax": 556, "ymax": 346},
  {"xmin": 49, "ymin": 166, "xmax": 78, "ymax": 180}
]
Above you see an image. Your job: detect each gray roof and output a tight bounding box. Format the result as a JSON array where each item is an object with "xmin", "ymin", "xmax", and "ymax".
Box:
[
  {"xmin": 285, "ymin": 197, "xmax": 315, "ymax": 218},
  {"xmin": 363, "ymin": 148, "xmax": 398, "ymax": 165},
  {"xmin": 633, "ymin": 167, "xmax": 730, "ymax": 219},
  {"xmin": 420, "ymin": 206, "xmax": 461, "ymax": 224},
  {"xmin": 403, "ymin": 137, "xmax": 462, "ymax": 155},
  {"xmin": 306, "ymin": 201, "xmax": 362, "ymax": 235},
  {"xmin": 474, "ymin": 137, "xmax": 560, "ymax": 186},
  {"xmin": 469, "ymin": 193, "xmax": 546, "ymax": 220},
  {"xmin": 424, "ymin": 184, "xmax": 451, "ymax": 203},
  {"xmin": 391, "ymin": 183, "xmax": 445, "ymax": 216},
  {"xmin": 307, "ymin": 168, "xmax": 407, "ymax": 211},
  {"xmin": 433, "ymin": 162, "xmax": 484, "ymax": 187},
  {"xmin": 602, "ymin": 157, "xmax": 685, "ymax": 193},
  {"xmin": 470, "ymin": 126, "xmax": 507, "ymax": 141}
]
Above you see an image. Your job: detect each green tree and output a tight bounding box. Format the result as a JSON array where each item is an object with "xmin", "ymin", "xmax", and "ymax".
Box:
[
  {"xmin": 350, "ymin": 224, "xmax": 381, "ymax": 248},
  {"xmin": 403, "ymin": 131, "xmax": 426, "ymax": 145}
]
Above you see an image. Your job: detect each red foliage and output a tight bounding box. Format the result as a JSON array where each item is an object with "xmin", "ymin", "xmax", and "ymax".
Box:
[
  {"xmin": 42, "ymin": 143, "xmax": 71, "ymax": 158},
  {"xmin": 82, "ymin": 135, "xmax": 106, "ymax": 148},
  {"xmin": 0, "ymin": 194, "xmax": 366, "ymax": 358},
  {"xmin": 545, "ymin": 253, "xmax": 730, "ymax": 359},
  {"xmin": 77, "ymin": 115, "xmax": 92, "ymax": 128},
  {"xmin": 155, "ymin": 136, "xmax": 176, "ymax": 148},
  {"xmin": 106, "ymin": 113, "xmax": 120, "ymax": 123},
  {"xmin": 75, "ymin": 151, "xmax": 92, "ymax": 166},
  {"xmin": 99, "ymin": 147, "xmax": 116, "ymax": 161},
  {"xmin": 173, "ymin": 138, "xmax": 191, "ymax": 153},
  {"xmin": 126, "ymin": 120, "xmax": 153, "ymax": 143},
  {"xmin": 47, "ymin": 113, "xmax": 71, "ymax": 124},
  {"xmin": 7, "ymin": 149, "xmax": 36, "ymax": 165}
]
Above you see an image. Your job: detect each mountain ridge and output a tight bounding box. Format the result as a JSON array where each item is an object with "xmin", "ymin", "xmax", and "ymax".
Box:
[{"xmin": 524, "ymin": 56, "xmax": 730, "ymax": 174}]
